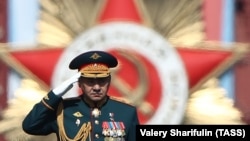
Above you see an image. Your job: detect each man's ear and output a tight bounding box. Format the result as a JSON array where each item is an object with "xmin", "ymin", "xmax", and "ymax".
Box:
[{"xmin": 78, "ymin": 77, "xmax": 82, "ymax": 87}]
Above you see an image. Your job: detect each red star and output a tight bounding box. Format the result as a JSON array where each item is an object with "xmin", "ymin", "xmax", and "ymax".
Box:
[{"xmin": 8, "ymin": 44, "xmax": 243, "ymax": 92}]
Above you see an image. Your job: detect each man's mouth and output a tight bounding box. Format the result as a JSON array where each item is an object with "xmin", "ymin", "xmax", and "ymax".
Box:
[{"xmin": 91, "ymin": 93, "xmax": 102, "ymax": 96}]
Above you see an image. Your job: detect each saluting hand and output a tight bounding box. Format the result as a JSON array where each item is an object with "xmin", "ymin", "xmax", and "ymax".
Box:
[{"xmin": 52, "ymin": 72, "xmax": 81, "ymax": 97}]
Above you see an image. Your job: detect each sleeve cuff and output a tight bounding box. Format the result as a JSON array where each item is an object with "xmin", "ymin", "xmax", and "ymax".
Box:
[{"xmin": 42, "ymin": 91, "xmax": 62, "ymax": 110}]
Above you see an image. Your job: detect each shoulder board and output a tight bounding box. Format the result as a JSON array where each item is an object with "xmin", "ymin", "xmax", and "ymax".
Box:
[{"xmin": 109, "ymin": 96, "xmax": 134, "ymax": 106}]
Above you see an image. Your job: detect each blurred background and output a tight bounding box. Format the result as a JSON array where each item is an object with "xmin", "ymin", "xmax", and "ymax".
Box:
[{"xmin": 0, "ymin": 0, "xmax": 250, "ymax": 140}]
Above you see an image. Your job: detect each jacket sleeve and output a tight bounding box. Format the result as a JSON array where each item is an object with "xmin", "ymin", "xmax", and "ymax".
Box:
[{"xmin": 22, "ymin": 91, "xmax": 62, "ymax": 135}]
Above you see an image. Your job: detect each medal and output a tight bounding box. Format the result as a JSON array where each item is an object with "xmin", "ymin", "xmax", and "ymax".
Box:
[
  {"xmin": 109, "ymin": 112, "xmax": 114, "ymax": 121},
  {"xmin": 92, "ymin": 108, "xmax": 101, "ymax": 118},
  {"xmin": 75, "ymin": 119, "xmax": 80, "ymax": 126}
]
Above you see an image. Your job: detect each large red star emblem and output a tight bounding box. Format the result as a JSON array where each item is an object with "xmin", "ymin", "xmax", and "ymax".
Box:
[{"xmin": 0, "ymin": 0, "xmax": 248, "ymax": 124}]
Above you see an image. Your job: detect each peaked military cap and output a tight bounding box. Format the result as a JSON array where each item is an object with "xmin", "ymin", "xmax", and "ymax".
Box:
[{"xmin": 69, "ymin": 50, "xmax": 118, "ymax": 78}]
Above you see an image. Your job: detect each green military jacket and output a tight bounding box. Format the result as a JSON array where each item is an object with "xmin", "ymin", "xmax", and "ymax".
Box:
[{"xmin": 22, "ymin": 91, "xmax": 139, "ymax": 141}]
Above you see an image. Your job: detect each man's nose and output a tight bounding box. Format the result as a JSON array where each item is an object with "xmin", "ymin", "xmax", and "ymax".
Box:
[{"xmin": 93, "ymin": 83, "xmax": 101, "ymax": 91}]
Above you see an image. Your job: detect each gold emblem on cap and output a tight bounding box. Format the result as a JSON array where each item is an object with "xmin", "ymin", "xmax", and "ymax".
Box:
[
  {"xmin": 90, "ymin": 53, "xmax": 101, "ymax": 60},
  {"xmin": 73, "ymin": 112, "xmax": 83, "ymax": 117}
]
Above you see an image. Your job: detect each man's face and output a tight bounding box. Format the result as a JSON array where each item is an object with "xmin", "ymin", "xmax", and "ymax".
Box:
[{"xmin": 78, "ymin": 76, "xmax": 111, "ymax": 102}]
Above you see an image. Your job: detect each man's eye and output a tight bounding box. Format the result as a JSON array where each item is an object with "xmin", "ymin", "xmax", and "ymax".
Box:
[
  {"xmin": 88, "ymin": 80, "xmax": 95, "ymax": 84},
  {"xmin": 95, "ymin": 80, "xmax": 105, "ymax": 84}
]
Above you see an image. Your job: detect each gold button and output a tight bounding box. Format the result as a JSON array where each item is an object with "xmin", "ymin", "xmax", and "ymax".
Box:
[
  {"xmin": 95, "ymin": 120, "xmax": 99, "ymax": 124},
  {"xmin": 95, "ymin": 134, "xmax": 99, "ymax": 138}
]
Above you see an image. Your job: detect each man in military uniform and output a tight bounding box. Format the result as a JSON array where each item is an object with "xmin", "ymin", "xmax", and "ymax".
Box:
[{"xmin": 22, "ymin": 50, "xmax": 140, "ymax": 141}]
